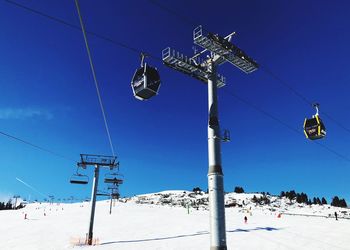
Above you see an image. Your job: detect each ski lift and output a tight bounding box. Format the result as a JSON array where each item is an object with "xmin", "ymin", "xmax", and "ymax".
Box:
[
  {"xmin": 70, "ymin": 173, "xmax": 89, "ymax": 185},
  {"xmin": 70, "ymin": 166, "xmax": 89, "ymax": 184},
  {"xmin": 104, "ymin": 173, "xmax": 123, "ymax": 184},
  {"xmin": 303, "ymin": 103, "xmax": 326, "ymax": 140},
  {"xmin": 96, "ymin": 191, "xmax": 110, "ymax": 197},
  {"xmin": 222, "ymin": 129, "xmax": 230, "ymax": 142},
  {"xmin": 111, "ymin": 191, "xmax": 120, "ymax": 199},
  {"xmin": 131, "ymin": 53, "xmax": 161, "ymax": 100}
]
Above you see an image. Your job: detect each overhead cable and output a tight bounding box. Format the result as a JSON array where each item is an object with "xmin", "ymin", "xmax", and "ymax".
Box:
[
  {"xmin": 4, "ymin": 0, "xmax": 161, "ymax": 60},
  {"xmin": 223, "ymin": 89, "xmax": 350, "ymax": 162},
  {"xmin": 74, "ymin": 0, "xmax": 115, "ymax": 157},
  {"xmin": 0, "ymin": 130, "xmax": 74, "ymax": 161},
  {"xmin": 6, "ymin": 0, "xmax": 350, "ymax": 163},
  {"xmin": 149, "ymin": 0, "xmax": 350, "ymax": 135}
]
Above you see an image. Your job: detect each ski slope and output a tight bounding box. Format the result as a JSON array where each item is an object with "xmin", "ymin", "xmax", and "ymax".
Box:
[{"xmin": 0, "ymin": 191, "xmax": 349, "ymax": 250}]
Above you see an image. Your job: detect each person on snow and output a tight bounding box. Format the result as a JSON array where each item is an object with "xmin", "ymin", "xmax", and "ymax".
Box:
[
  {"xmin": 244, "ymin": 216, "xmax": 248, "ymax": 224},
  {"xmin": 335, "ymin": 211, "xmax": 338, "ymax": 221}
]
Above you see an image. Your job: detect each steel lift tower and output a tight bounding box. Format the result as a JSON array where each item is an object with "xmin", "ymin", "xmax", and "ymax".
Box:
[
  {"xmin": 13, "ymin": 195, "xmax": 20, "ymax": 209},
  {"xmin": 76, "ymin": 154, "xmax": 118, "ymax": 245},
  {"xmin": 162, "ymin": 26, "xmax": 258, "ymax": 250}
]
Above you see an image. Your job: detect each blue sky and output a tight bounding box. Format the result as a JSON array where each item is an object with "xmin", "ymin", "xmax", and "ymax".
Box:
[{"xmin": 1, "ymin": 0, "xmax": 350, "ymax": 203}]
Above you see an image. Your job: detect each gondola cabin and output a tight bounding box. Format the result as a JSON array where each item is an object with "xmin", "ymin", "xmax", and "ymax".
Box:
[
  {"xmin": 131, "ymin": 63, "xmax": 161, "ymax": 100},
  {"xmin": 303, "ymin": 115, "xmax": 326, "ymax": 140}
]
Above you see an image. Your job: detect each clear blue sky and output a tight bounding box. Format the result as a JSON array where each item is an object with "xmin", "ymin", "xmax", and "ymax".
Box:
[{"xmin": 1, "ymin": 0, "xmax": 349, "ymax": 203}]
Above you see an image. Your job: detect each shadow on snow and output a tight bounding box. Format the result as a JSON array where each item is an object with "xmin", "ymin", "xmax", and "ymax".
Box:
[
  {"xmin": 100, "ymin": 227, "xmax": 281, "ymax": 245},
  {"xmin": 227, "ymin": 227, "xmax": 281, "ymax": 233}
]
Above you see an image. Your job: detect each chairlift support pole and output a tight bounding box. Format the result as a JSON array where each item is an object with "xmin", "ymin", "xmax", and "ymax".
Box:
[
  {"xmin": 87, "ymin": 164, "xmax": 99, "ymax": 245},
  {"xmin": 207, "ymin": 60, "xmax": 227, "ymax": 249},
  {"xmin": 109, "ymin": 195, "xmax": 113, "ymax": 215},
  {"xmin": 162, "ymin": 25, "xmax": 258, "ymax": 250},
  {"xmin": 13, "ymin": 195, "xmax": 20, "ymax": 210}
]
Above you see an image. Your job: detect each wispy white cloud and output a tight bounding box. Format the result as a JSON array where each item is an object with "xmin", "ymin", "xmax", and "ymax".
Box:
[{"xmin": 0, "ymin": 108, "xmax": 53, "ymax": 120}]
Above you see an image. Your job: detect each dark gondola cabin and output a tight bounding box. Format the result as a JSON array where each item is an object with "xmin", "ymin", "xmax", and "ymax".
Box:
[
  {"xmin": 131, "ymin": 63, "xmax": 161, "ymax": 100},
  {"xmin": 303, "ymin": 115, "xmax": 326, "ymax": 140}
]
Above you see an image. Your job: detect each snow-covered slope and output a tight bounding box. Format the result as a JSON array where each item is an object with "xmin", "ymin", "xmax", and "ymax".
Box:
[
  {"xmin": 0, "ymin": 191, "xmax": 349, "ymax": 250},
  {"xmin": 128, "ymin": 190, "xmax": 350, "ymax": 219}
]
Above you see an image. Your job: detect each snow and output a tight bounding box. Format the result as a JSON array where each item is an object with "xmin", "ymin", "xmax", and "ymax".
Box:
[{"xmin": 0, "ymin": 191, "xmax": 349, "ymax": 250}]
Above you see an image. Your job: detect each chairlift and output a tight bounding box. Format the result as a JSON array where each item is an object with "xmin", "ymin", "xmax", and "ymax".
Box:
[
  {"xmin": 96, "ymin": 191, "xmax": 110, "ymax": 197},
  {"xmin": 111, "ymin": 191, "xmax": 120, "ymax": 199},
  {"xmin": 104, "ymin": 173, "xmax": 123, "ymax": 184},
  {"xmin": 222, "ymin": 129, "xmax": 230, "ymax": 142},
  {"xmin": 303, "ymin": 103, "xmax": 326, "ymax": 140},
  {"xmin": 131, "ymin": 53, "xmax": 161, "ymax": 100},
  {"xmin": 70, "ymin": 173, "xmax": 89, "ymax": 185},
  {"xmin": 70, "ymin": 166, "xmax": 89, "ymax": 184}
]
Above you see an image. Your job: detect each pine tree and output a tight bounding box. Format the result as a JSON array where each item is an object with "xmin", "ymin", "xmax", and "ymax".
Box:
[
  {"xmin": 316, "ymin": 197, "xmax": 321, "ymax": 205},
  {"xmin": 296, "ymin": 193, "xmax": 302, "ymax": 203},
  {"xmin": 286, "ymin": 190, "xmax": 296, "ymax": 200},
  {"xmin": 252, "ymin": 195, "xmax": 258, "ymax": 203},
  {"xmin": 301, "ymin": 193, "xmax": 308, "ymax": 204},
  {"xmin": 5, "ymin": 199, "xmax": 13, "ymax": 210},
  {"xmin": 321, "ymin": 197, "xmax": 327, "ymax": 205},
  {"xmin": 192, "ymin": 187, "xmax": 202, "ymax": 193},
  {"xmin": 331, "ymin": 196, "xmax": 340, "ymax": 207},
  {"xmin": 339, "ymin": 199, "xmax": 348, "ymax": 208},
  {"xmin": 234, "ymin": 186, "xmax": 244, "ymax": 193}
]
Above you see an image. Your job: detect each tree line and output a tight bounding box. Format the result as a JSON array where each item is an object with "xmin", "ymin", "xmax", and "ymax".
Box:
[
  {"xmin": 279, "ymin": 190, "xmax": 347, "ymax": 208},
  {"xmin": 231, "ymin": 186, "xmax": 348, "ymax": 208},
  {"xmin": 0, "ymin": 199, "xmax": 25, "ymax": 210}
]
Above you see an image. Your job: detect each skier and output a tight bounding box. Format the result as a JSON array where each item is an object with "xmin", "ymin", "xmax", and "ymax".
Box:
[
  {"xmin": 335, "ymin": 211, "xmax": 338, "ymax": 221},
  {"xmin": 244, "ymin": 216, "xmax": 248, "ymax": 224}
]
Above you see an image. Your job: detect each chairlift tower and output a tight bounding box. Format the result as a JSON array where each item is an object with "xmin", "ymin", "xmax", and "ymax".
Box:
[
  {"xmin": 107, "ymin": 184, "xmax": 121, "ymax": 214},
  {"xmin": 75, "ymin": 154, "xmax": 118, "ymax": 245},
  {"xmin": 162, "ymin": 25, "xmax": 258, "ymax": 250},
  {"xmin": 13, "ymin": 195, "xmax": 20, "ymax": 210},
  {"xmin": 104, "ymin": 172, "xmax": 123, "ymax": 214}
]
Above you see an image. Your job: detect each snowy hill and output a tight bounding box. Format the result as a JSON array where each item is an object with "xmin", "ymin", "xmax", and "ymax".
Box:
[
  {"xmin": 0, "ymin": 190, "xmax": 349, "ymax": 250},
  {"xmin": 128, "ymin": 190, "xmax": 350, "ymax": 219}
]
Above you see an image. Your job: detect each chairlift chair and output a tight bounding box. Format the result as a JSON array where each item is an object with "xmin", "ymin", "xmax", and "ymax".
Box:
[
  {"xmin": 222, "ymin": 129, "xmax": 230, "ymax": 142},
  {"xmin": 131, "ymin": 53, "xmax": 161, "ymax": 100},
  {"xmin": 303, "ymin": 103, "xmax": 326, "ymax": 140},
  {"xmin": 96, "ymin": 191, "xmax": 110, "ymax": 197},
  {"xmin": 70, "ymin": 173, "xmax": 89, "ymax": 185},
  {"xmin": 111, "ymin": 191, "xmax": 120, "ymax": 199},
  {"xmin": 70, "ymin": 166, "xmax": 89, "ymax": 184},
  {"xmin": 104, "ymin": 172, "xmax": 123, "ymax": 184},
  {"xmin": 104, "ymin": 176, "xmax": 123, "ymax": 185}
]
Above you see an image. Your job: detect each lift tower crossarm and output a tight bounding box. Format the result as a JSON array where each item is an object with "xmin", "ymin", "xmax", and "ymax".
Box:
[
  {"xmin": 193, "ymin": 25, "xmax": 259, "ymax": 73},
  {"xmin": 162, "ymin": 47, "xmax": 226, "ymax": 88}
]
